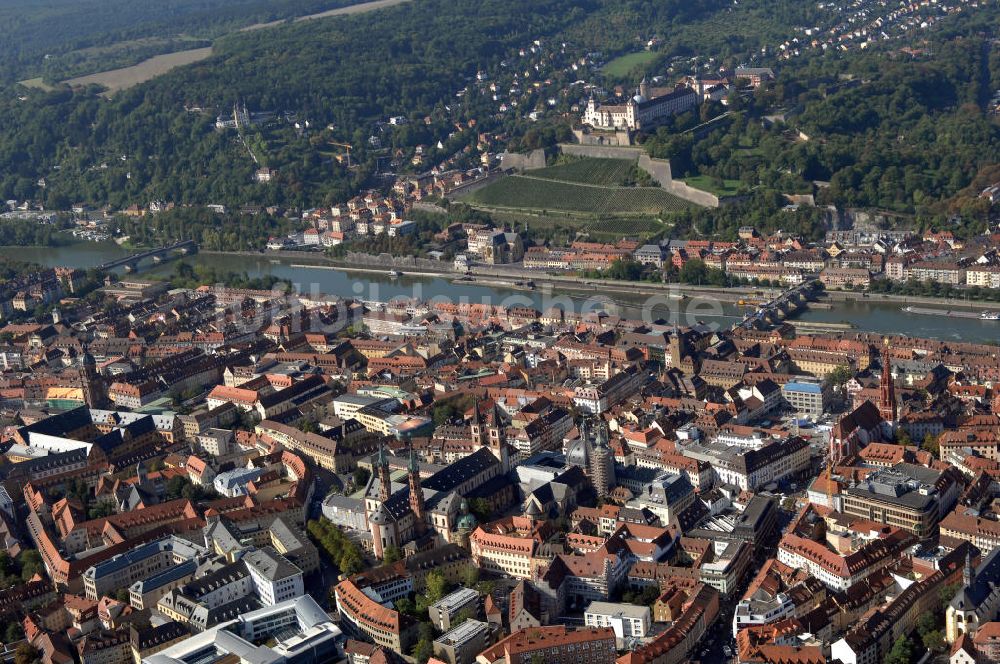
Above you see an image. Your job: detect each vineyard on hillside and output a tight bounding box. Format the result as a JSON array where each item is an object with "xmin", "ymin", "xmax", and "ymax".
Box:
[
  {"xmin": 529, "ymin": 157, "xmax": 638, "ymax": 186},
  {"xmin": 466, "ymin": 175, "xmax": 690, "ymax": 215}
]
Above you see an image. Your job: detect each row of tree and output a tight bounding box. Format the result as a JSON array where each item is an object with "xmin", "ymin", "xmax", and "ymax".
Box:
[{"xmin": 306, "ymin": 518, "xmax": 365, "ymax": 576}]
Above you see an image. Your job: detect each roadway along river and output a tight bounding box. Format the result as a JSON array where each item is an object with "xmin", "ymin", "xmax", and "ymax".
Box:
[{"xmin": 4, "ymin": 242, "xmax": 1000, "ymax": 343}]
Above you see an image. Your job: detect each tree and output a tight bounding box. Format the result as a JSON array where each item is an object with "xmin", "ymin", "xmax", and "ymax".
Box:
[
  {"xmin": 425, "ymin": 570, "xmax": 448, "ymax": 603},
  {"xmin": 395, "ymin": 597, "xmax": 416, "ymax": 616},
  {"xmin": 115, "ymin": 588, "xmax": 131, "ymax": 603},
  {"xmin": 3, "ymin": 622, "xmax": 22, "ymax": 644},
  {"xmin": 621, "ymin": 585, "xmax": 660, "ymax": 607},
  {"xmin": 678, "ymin": 259, "xmax": 708, "ymax": 285},
  {"xmin": 915, "ymin": 611, "xmax": 945, "ymax": 653},
  {"xmin": 0, "ymin": 551, "xmax": 14, "ymax": 579},
  {"xmin": 433, "ymin": 402, "xmax": 458, "ymax": 425},
  {"xmin": 922, "ymin": 433, "xmax": 940, "ymax": 457},
  {"xmin": 352, "ymin": 466, "xmax": 371, "ymax": 488},
  {"xmin": 165, "ymin": 475, "xmax": 189, "ymax": 500},
  {"xmin": 939, "ymin": 583, "xmax": 961, "ymax": 613},
  {"xmin": 339, "ymin": 548, "xmax": 364, "ymax": 575},
  {"xmin": 14, "ymin": 644, "xmax": 40, "ymax": 664},
  {"xmin": 915, "ymin": 611, "xmax": 936, "ymax": 637},
  {"xmin": 468, "ymin": 498, "xmax": 491, "ymax": 523},
  {"xmin": 605, "ymin": 259, "xmax": 644, "ymax": 282},
  {"xmin": 452, "ymin": 606, "xmax": 477, "ymax": 627},
  {"xmin": 88, "ymin": 501, "xmax": 116, "ymax": 520},
  {"xmin": 306, "ymin": 519, "xmax": 368, "ymax": 577},
  {"xmin": 884, "ymin": 635, "xmax": 917, "ymax": 664},
  {"xmin": 921, "ymin": 629, "xmax": 944, "ymax": 653},
  {"xmin": 412, "ymin": 638, "xmax": 433, "ymax": 664},
  {"xmin": 181, "ymin": 481, "xmax": 218, "ymax": 503},
  {"xmin": 476, "ymin": 580, "xmax": 496, "ymax": 598},
  {"xmin": 462, "ymin": 565, "xmax": 480, "ymax": 589},
  {"xmin": 19, "ymin": 550, "xmax": 43, "ymax": 582},
  {"xmin": 825, "ymin": 365, "xmax": 854, "ymax": 388},
  {"xmin": 382, "ymin": 546, "xmax": 403, "ymax": 564}
]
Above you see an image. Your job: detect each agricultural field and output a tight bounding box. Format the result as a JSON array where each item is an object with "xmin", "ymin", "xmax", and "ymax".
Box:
[
  {"xmin": 241, "ymin": 0, "xmax": 411, "ymax": 30},
  {"xmin": 466, "ymin": 175, "xmax": 691, "ymax": 216},
  {"xmin": 682, "ymin": 175, "xmax": 744, "ymax": 197},
  {"xmin": 602, "ymin": 50, "xmax": 658, "ymax": 78},
  {"xmin": 16, "ymin": 78, "xmax": 54, "ymax": 91},
  {"xmin": 63, "ymin": 47, "xmax": 213, "ymax": 95},
  {"xmin": 529, "ymin": 157, "xmax": 638, "ymax": 186}
]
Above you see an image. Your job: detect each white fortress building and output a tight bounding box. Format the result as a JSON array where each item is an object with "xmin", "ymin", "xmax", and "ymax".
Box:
[{"xmin": 583, "ymin": 78, "xmax": 698, "ymax": 131}]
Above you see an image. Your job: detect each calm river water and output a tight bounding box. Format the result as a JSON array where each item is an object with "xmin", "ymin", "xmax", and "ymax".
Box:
[{"xmin": 5, "ymin": 242, "xmax": 999, "ymax": 343}]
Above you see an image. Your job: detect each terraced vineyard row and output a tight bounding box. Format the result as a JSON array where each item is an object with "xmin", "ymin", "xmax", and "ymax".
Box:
[
  {"xmin": 528, "ymin": 157, "xmax": 638, "ymax": 186},
  {"xmin": 467, "ymin": 175, "xmax": 691, "ymax": 216}
]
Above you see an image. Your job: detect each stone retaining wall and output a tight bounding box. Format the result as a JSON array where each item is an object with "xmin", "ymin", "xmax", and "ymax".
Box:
[
  {"xmin": 446, "ymin": 171, "xmax": 503, "ymax": 196},
  {"xmin": 559, "ymin": 143, "xmax": 719, "ymax": 207},
  {"xmin": 344, "ymin": 251, "xmax": 449, "ymax": 270},
  {"xmin": 499, "ymin": 148, "xmax": 547, "ymax": 171},
  {"xmin": 558, "ymin": 143, "xmax": 644, "ymax": 161},
  {"xmin": 666, "ymin": 180, "xmax": 720, "ymax": 207},
  {"xmin": 411, "ymin": 201, "xmax": 448, "ymax": 215}
]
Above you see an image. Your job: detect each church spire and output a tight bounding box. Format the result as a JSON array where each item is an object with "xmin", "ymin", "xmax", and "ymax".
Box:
[
  {"xmin": 407, "ymin": 446, "xmax": 425, "ymax": 527},
  {"xmin": 407, "ymin": 446, "xmax": 420, "ymax": 474},
  {"xmin": 376, "ymin": 444, "xmax": 392, "ymax": 502},
  {"xmin": 489, "ymin": 401, "xmax": 505, "ymax": 446},
  {"xmin": 590, "ymin": 418, "xmax": 615, "ymax": 497},
  {"xmin": 470, "ymin": 397, "xmax": 486, "ymax": 445}
]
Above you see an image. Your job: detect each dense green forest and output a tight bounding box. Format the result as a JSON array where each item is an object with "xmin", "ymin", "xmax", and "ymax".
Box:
[
  {"xmin": 0, "ymin": 0, "xmax": 365, "ymax": 82},
  {"xmin": 0, "ymin": 0, "xmax": 614, "ymax": 211},
  {"xmin": 647, "ymin": 39, "xmax": 1000, "ymax": 217},
  {"xmin": 2, "ymin": 0, "xmax": 1000, "ymax": 237},
  {"xmin": 640, "ymin": 6, "xmax": 1000, "ymax": 235},
  {"xmin": 0, "ymin": 218, "xmax": 73, "ymax": 246},
  {"xmin": 113, "ymin": 207, "xmax": 300, "ymax": 251}
]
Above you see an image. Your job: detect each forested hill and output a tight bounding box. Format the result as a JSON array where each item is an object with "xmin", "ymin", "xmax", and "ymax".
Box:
[
  {"xmin": 0, "ymin": 0, "xmax": 367, "ymax": 83},
  {"xmin": 639, "ymin": 5, "xmax": 1000, "ymax": 237},
  {"xmin": 0, "ymin": 0, "xmax": 824, "ymax": 212},
  {"xmin": 3, "ymin": 0, "xmax": 1000, "ymax": 223},
  {"xmin": 0, "ymin": 0, "xmax": 621, "ymax": 211}
]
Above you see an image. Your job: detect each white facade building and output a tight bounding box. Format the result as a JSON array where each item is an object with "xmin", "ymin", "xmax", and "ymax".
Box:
[{"xmin": 584, "ymin": 601, "xmax": 651, "ymax": 639}]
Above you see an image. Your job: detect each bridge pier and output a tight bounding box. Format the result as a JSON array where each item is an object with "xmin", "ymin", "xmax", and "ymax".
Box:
[
  {"xmin": 152, "ymin": 255, "xmax": 163, "ymax": 263},
  {"xmin": 123, "ymin": 262, "xmax": 138, "ymax": 273}
]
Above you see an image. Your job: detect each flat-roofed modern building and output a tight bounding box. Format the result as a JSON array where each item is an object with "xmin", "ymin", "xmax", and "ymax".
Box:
[
  {"xmin": 429, "ymin": 587, "xmax": 481, "ymax": 632},
  {"xmin": 782, "ymin": 380, "xmax": 830, "ymax": 418},
  {"xmin": 433, "ymin": 619, "xmax": 491, "ymax": 664},
  {"xmin": 242, "ymin": 547, "xmax": 304, "ymax": 607},
  {"xmin": 584, "ymin": 601, "xmax": 651, "ymax": 639},
  {"xmin": 842, "ymin": 463, "xmax": 960, "ymax": 540},
  {"xmin": 143, "ymin": 595, "xmax": 341, "ymax": 664},
  {"xmin": 83, "ymin": 536, "xmax": 210, "ymax": 602},
  {"xmin": 129, "ymin": 559, "xmax": 199, "ymax": 610}
]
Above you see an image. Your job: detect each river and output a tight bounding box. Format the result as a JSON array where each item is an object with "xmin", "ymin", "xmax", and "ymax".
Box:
[{"xmin": 5, "ymin": 242, "xmax": 1000, "ymax": 343}]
